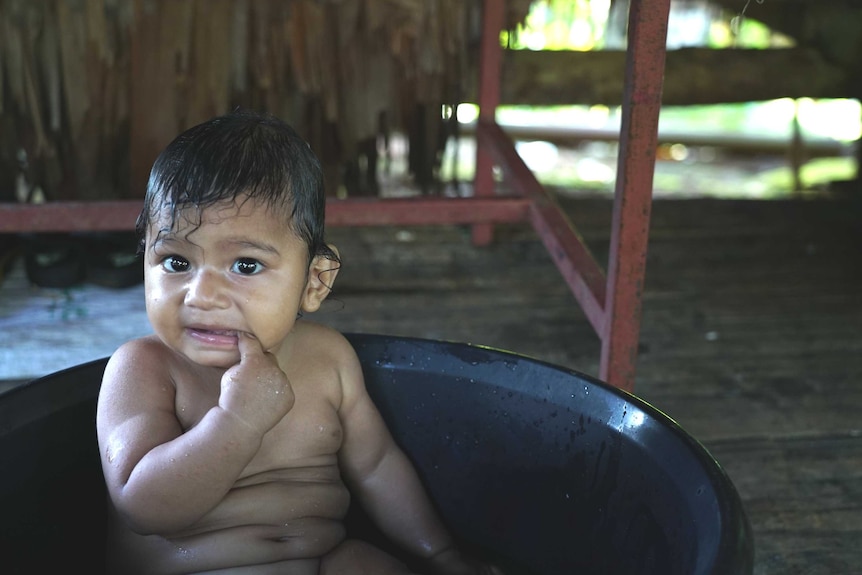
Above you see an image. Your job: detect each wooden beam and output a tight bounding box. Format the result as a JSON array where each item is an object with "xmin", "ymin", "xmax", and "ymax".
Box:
[
  {"xmin": 458, "ymin": 122, "xmax": 849, "ymax": 157},
  {"xmin": 493, "ymin": 47, "xmax": 848, "ymax": 106}
]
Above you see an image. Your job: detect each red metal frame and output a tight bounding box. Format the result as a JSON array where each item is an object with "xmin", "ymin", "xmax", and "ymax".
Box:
[
  {"xmin": 602, "ymin": 0, "xmax": 671, "ymax": 389},
  {"xmin": 0, "ymin": 197, "xmax": 531, "ymax": 233},
  {"xmin": 471, "ymin": 0, "xmax": 507, "ymax": 248},
  {"xmin": 473, "ymin": 0, "xmax": 672, "ymax": 391},
  {"xmin": 0, "ymin": 0, "xmax": 670, "ymax": 392}
]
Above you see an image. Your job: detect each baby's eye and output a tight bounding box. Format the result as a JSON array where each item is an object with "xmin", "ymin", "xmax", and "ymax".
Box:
[
  {"xmin": 232, "ymin": 258, "xmax": 263, "ymax": 275},
  {"xmin": 161, "ymin": 255, "xmax": 190, "ymax": 273}
]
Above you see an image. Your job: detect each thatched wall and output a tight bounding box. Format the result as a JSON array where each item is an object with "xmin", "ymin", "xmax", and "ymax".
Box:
[{"xmin": 0, "ymin": 0, "xmax": 532, "ymax": 201}]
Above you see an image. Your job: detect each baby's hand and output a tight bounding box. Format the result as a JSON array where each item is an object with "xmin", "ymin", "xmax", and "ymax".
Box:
[{"xmin": 219, "ymin": 332, "xmax": 294, "ymax": 434}]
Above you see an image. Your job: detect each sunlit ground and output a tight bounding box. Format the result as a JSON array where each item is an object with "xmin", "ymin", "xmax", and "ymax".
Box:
[{"xmin": 426, "ymin": 101, "xmax": 860, "ymax": 200}]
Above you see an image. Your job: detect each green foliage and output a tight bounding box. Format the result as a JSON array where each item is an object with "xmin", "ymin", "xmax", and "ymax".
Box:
[
  {"xmin": 709, "ymin": 15, "xmax": 792, "ymax": 49},
  {"xmin": 507, "ymin": 0, "xmax": 793, "ymax": 52},
  {"xmin": 506, "ymin": 0, "xmax": 611, "ymax": 51}
]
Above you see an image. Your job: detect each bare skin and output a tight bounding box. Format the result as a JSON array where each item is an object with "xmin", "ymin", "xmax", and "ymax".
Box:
[{"xmin": 96, "ymin": 197, "xmax": 499, "ymax": 575}]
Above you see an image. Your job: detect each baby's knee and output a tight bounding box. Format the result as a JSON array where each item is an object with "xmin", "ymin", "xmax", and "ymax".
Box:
[{"xmin": 319, "ymin": 539, "xmax": 416, "ymax": 575}]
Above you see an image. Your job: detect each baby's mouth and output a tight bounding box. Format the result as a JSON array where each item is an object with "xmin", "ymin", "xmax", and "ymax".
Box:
[
  {"xmin": 197, "ymin": 328, "xmax": 237, "ymax": 336},
  {"xmin": 188, "ymin": 327, "xmax": 240, "ymax": 346}
]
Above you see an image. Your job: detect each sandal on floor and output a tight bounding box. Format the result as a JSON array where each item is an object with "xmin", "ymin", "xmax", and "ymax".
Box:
[
  {"xmin": 80, "ymin": 232, "xmax": 143, "ymax": 288},
  {"xmin": 22, "ymin": 233, "xmax": 86, "ymax": 288}
]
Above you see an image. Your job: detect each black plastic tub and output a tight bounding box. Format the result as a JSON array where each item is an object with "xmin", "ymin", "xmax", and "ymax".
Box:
[{"xmin": 0, "ymin": 334, "xmax": 753, "ymax": 574}]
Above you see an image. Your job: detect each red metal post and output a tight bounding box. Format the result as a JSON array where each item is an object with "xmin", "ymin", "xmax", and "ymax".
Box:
[
  {"xmin": 477, "ymin": 121, "xmax": 607, "ymax": 334},
  {"xmin": 600, "ymin": 0, "xmax": 671, "ymax": 391},
  {"xmin": 472, "ymin": 0, "xmax": 506, "ymax": 246}
]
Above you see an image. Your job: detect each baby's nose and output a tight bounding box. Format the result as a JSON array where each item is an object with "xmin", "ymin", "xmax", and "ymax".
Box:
[{"xmin": 184, "ymin": 269, "xmax": 229, "ymax": 309}]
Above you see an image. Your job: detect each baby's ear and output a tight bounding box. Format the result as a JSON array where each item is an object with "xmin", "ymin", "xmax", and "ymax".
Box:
[{"xmin": 301, "ymin": 245, "xmax": 340, "ymax": 313}]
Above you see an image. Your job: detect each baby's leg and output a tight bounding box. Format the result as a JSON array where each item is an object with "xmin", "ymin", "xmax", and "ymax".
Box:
[{"xmin": 319, "ymin": 539, "xmax": 417, "ymax": 575}]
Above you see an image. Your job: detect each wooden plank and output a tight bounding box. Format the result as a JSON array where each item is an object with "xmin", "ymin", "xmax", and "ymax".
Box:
[{"xmin": 705, "ymin": 433, "xmax": 862, "ymax": 575}]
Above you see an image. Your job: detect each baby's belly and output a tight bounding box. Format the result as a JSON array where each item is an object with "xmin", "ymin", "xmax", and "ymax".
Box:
[{"xmin": 109, "ymin": 474, "xmax": 351, "ymax": 574}]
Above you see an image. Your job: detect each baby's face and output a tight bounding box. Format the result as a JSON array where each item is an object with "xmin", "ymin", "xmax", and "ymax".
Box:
[{"xmin": 143, "ymin": 196, "xmax": 312, "ymax": 368}]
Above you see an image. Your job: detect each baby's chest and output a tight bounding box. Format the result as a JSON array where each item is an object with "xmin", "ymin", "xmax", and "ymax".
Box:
[
  {"xmin": 175, "ymin": 379, "xmax": 344, "ymax": 462},
  {"xmin": 239, "ymin": 399, "xmax": 342, "ymax": 479},
  {"xmin": 260, "ymin": 393, "xmax": 344, "ymax": 460}
]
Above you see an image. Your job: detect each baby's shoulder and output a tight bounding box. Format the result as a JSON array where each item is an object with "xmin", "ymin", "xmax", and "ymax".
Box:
[
  {"xmin": 290, "ymin": 323, "xmax": 373, "ymax": 415},
  {"xmin": 110, "ymin": 334, "xmax": 174, "ymax": 365},
  {"xmin": 103, "ymin": 335, "xmax": 183, "ymax": 384},
  {"xmin": 289, "ymin": 321, "xmax": 363, "ymax": 378}
]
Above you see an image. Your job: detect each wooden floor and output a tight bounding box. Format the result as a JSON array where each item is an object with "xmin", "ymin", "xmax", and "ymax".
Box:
[{"xmin": 2, "ymin": 195, "xmax": 860, "ymax": 574}]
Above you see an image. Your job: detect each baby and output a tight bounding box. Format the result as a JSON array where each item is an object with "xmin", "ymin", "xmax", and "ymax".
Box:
[{"xmin": 96, "ymin": 110, "xmax": 500, "ymax": 575}]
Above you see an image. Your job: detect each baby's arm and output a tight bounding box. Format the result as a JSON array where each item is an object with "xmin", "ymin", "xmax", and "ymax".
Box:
[
  {"xmin": 96, "ymin": 333, "xmax": 293, "ymax": 534},
  {"xmin": 336, "ymin": 342, "xmax": 500, "ymax": 575}
]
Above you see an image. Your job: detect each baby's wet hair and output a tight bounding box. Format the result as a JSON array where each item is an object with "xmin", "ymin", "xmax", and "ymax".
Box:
[{"xmin": 136, "ymin": 109, "xmax": 339, "ymax": 265}]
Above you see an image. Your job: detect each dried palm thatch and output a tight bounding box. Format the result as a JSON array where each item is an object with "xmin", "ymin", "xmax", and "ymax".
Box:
[
  {"xmin": 0, "ymin": 0, "xmax": 133, "ymax": 201},
  {"xmin": 0, "ymin": 0, "xmax": 533, "ymax": 201}
]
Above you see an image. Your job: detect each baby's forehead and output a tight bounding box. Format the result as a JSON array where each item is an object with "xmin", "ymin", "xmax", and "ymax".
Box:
[{"xmin": 149, "ymin": 195, "xmax": 289, "ymax": 232}]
